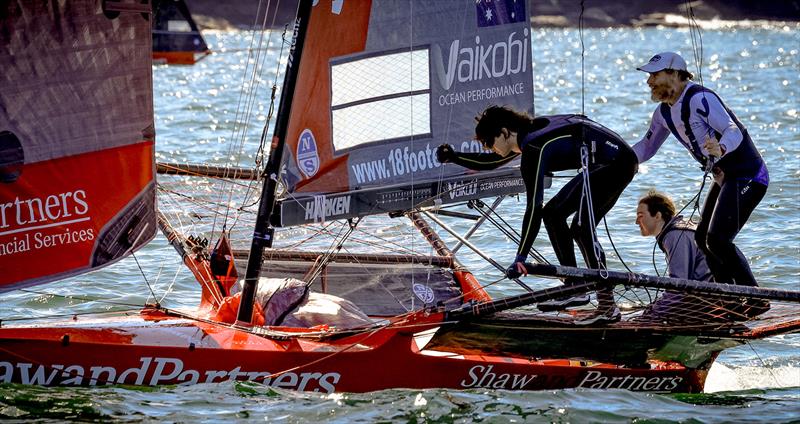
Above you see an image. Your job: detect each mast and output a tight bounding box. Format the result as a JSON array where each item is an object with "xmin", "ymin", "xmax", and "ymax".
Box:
[{"xmin": 237, "ymin": 0, "xmax": 313, "ymax": 324}]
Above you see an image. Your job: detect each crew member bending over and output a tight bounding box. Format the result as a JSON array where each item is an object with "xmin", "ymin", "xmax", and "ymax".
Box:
[{"xmin": 437, "ymin": 106, "xmax": 638, "ymax": 325}]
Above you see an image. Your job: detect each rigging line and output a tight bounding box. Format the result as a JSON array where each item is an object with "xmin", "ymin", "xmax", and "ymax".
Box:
[
  {"xmin": 158, "ymin": 257, "xmax": 185, "ymax": 304},
  {"xmin": 408, "ymin": 0, "xmax": 416, "ymax": 304},
  {"xmin": 217, "ymin": 0, "xmax": 269, "ymax": 212},
  {"xmin": 575, "ymin": 1, "xmax": 606, "ymax": 276},
  {"xmin": 651, "ymin": 238, "xmax": 661, "ymax": 277},
  {"xmin": 602, "ymin": 217, "xmax": 632, "ymax": 273},
  {"xmin": 123, "ymin": 223, "xmax": 160, "ymax": 305},
  {"xmin": 219, "ymin": 1, "xmax": 288, "ymax": 239},
  {"xmin": 278, "ymin": 221, "xmax": 347, "ymax": 250},
  {"xmin": 422, "ymin": 210, "xmax": 534, "ymax": 292},
  {"xmin": 471, "ymin": 201, "xmax": 549, "ymax": 264},
  {"xmin": 612, "ymin": 286, "xmax": 653, "ymax": 311},
  {"xmin": 579, "ymin": 0, "xmax": 585, "ymax": 116},
  {"xmin": 651, "ymin": 174, "xmax": 707, "ymax": 277},
  {"xmin": 0, "ymin": 307, "xmax": 145, "ymax": 323},
  {"xmin": 219, "ymin": 4, "xmax": 278, "ymax": 233},
  {"xmin": 683, "ymin": 0, "xmax": 719, "ymax": 222},
  {"xmin": 346, "ymin": 227, "xmax": 419, "ymax": 255},
  {"xmin": 157, "ymin": 186, "xmax": 254, "ymax": 219},
  {"xmin": 303, "ymin": 219, "xmax": 359, "ymax": 285},
  {"xmin": 441, "ymin": 275, "xmax": 508, "ymax": 308},
  {"xmin": 359, "ymin": 226, "xmax": 421, "ymax": 254},
  {"xmin": 530, "ymin": 25, "xmax": 536, "ymax": 116},
  {"xmin": 440, "ymin": 2, "xmax": 475, "ymax": 163},
  {"xmin": 477, "ymin": 201, "xmax": 548, "ymax": 264},
  {"xmin": 227, "ymin": 0, "xmax": 273, "ymax": 159},
  {"xmin": 18, "ymin": 289, "xmax": 147, "ymax": 309},
  {"xmin": 578, "ymin": 146, "xmax": 607, "ymax": 276},
  {"xmin": 331, "ymin": 244, "xmax": 413, "ymax": 313}
]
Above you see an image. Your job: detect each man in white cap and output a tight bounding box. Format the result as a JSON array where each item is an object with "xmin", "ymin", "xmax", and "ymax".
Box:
[{"xmin": 631, "ymin": 52, "xmax": 769, "ymax": 300}]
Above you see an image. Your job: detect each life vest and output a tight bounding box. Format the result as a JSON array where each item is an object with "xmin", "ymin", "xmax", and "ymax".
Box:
[
  {"xmin": 659, "ymin": 84, "xmax": 765, "ymax": 178},
  {"xmin": 655, "ymin": 216, "xmax": 696, "ymax": 253}
]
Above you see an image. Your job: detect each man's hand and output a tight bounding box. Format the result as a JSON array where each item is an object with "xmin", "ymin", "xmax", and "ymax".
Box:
[
  {"xmin": 505, "ymin": 256, "xmax": 528, "ymax": 279},
  {"xmin": 703, "ymin": 136, "xmax": 724, "ymax": 158},
  {"xmin": 712, "ymin": 166, "xmax": 725, "ymax": 186},
  {"xmin": 436, "ymin": 144, "xmax": 455, "ymax": 163}
]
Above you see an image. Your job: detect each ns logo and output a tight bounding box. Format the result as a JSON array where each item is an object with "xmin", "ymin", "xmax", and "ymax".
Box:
[{"xmin": 296, "ymin": 129, "xmax": 320, "ymax": 178}]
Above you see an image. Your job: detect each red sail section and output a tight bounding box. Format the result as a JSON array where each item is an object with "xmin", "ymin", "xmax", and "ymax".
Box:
[
  {"xmin": 283, "ymin": 0, "xmax": 373, "ymax": 194},
  {"xmin": 0, "ymin": 1, "xmax": 156, "ymax": 291}
]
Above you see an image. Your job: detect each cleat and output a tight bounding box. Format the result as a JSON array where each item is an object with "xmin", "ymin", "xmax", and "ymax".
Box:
[
  {"xmin": 537, "ymin": 294, "xmax": 591, "ymax": 312},
  {"xmin": 574, "ymin": 307, "xmax": 621, "ymax": 326}
]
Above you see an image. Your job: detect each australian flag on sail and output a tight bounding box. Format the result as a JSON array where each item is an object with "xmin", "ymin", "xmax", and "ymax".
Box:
[{"xmin": 476, "ymin": 0, "xmax": 526, "ymax": 27}]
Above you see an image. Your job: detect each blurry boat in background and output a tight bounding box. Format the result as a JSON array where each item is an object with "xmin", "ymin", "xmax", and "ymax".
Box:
[{"xmin": 152, "ymin": 0, "xmax": 210, "ymax": 64}]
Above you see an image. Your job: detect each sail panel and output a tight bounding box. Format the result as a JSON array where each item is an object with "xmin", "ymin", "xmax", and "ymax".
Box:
[
  {"xmin": 274, "ymin": 0, "xmax": 533, "ymax": 226},
  {"xmin": 0, "ymin": 0, "xmax": 156, "ymax": 291}
]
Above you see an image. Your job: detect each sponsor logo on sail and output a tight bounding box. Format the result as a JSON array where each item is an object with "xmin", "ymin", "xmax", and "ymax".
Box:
[
  {"xmin": 0, "ymin": 189, "xmax": 95, "ymax": 257},
  {"xmin": 447, "ymin": 179, "xmax": 478, "ymax": 200},
  {"xmin": 432, "ymin": 30, "xmax": 529, "ymax": 91},
  {"xmin": 412, "ymin": 283, "xmax": 435, "ymax": 303},
  {"xmin": 297, "ymin": 129, "xmax": 320, "ymax": 178},
  {"xmin": 304, "ymin": 195, "xmax": 351, "ymax": 222}
]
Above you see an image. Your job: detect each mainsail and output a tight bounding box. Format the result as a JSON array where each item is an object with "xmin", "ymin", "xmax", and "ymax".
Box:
[
  {"xmin": 0, "ymin": 1, "xmax": 156, "ymax": 291},
  {"xmin": 271, "ymin": 0, "xmax": 534, "ymax": 227}
]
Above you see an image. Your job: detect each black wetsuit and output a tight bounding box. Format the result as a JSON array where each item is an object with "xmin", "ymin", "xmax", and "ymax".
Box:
[{"xmin": 449, "ymin": 114, "xmax": 638, "ymax": 305}]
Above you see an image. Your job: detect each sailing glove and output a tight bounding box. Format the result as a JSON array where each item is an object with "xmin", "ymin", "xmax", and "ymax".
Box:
[
  {"xmin": 505, "ymin": 255, "xmax": 528, "ymax": 279},
  {"xmin": 436, "ymin": 144, "xmax": 455, "ymax": 163}
]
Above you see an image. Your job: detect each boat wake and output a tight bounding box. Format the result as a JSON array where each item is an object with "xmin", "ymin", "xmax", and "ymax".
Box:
[{"xmin": 705, "ymin": 362, "xmax": 800, "ymax": 392}]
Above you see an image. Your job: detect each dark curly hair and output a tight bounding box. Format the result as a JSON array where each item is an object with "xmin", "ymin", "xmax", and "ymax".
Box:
[{"xmin": 474, "ymin": 105, "xmax": 534, "ymax": 148}]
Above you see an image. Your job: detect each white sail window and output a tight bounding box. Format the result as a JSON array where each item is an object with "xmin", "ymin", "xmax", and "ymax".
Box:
[
  {"xmin": 331, "ymin": 49, "xmax": 430, "ymax": 151},
  {"xmin": 167, "ymin": 21, "xmax": 192, "ymax": 32},
  {"xmin": 332, "ymin": 95, "xmax": 429, "ymax": 150}
]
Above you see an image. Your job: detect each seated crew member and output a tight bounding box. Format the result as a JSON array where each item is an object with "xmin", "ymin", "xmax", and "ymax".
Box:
[
  {"xmin": 437, "ymin": 105, "xmax": 638, "ymax": 325},
  {"xmin": 632, "ymin": 52, "xmax": 768, "ymax": 289},
  {"xmin": 636, "ymin": 190, "xmax": 769, "ymax": 322},
  {"xmin": 636, "ymin": 190, "xmax": 711, "ymax": 323}
]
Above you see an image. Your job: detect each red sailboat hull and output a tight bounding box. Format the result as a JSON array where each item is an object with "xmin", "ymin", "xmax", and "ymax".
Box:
[{"xmin": 0, "ymin": 308, "xmax": 709, "ymax": 393}]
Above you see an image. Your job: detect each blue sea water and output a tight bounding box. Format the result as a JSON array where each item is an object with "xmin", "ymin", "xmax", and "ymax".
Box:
[{"xmin": 1, "ymin": 22, "xmax": 799, "ymax": 422}]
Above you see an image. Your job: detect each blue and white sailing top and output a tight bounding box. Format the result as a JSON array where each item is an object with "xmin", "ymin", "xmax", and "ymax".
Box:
[{"xmin": 632, "ymin": 82, "xmax": 769, "ymax": 186}]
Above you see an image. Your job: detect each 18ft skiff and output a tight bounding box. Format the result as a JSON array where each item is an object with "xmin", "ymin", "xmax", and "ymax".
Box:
[{"xmin": 1, "ymin": 0, "xmax": 798, "ymax": 393}]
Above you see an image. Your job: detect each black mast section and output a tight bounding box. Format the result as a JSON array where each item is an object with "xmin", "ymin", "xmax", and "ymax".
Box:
[{"xmin": 237, "ymin": 0, "xmax": 313, "ymax": 324}]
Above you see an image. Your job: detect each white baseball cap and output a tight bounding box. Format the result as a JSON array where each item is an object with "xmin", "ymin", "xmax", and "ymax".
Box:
[{"xmin": 637, "ymin": 52, "xmax": 691, "ymax": 76}]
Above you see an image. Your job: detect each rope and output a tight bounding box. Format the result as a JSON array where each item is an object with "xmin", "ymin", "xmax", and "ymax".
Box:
[{"xmin": 577, "ymin": 145, "xmax": 607, "ymax": 278}]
